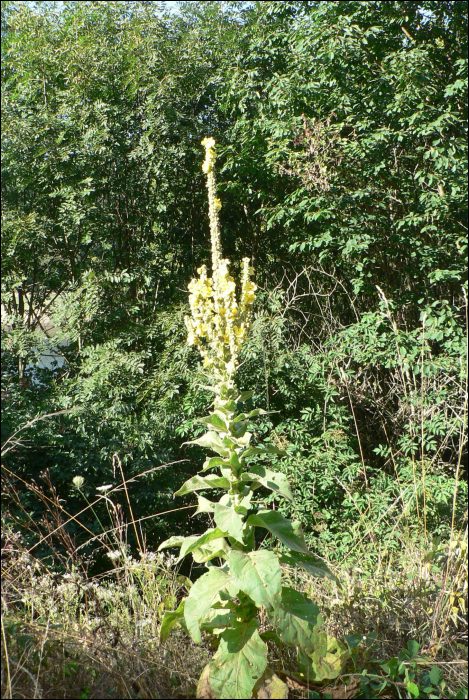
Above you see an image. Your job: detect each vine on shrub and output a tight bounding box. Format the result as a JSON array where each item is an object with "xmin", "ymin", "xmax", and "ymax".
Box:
[{"xmin": 159, "ymin": 138, "xmax": 345, "ymax": 699}]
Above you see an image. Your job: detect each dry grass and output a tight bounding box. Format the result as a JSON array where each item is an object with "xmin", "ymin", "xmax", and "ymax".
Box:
[
  {"xmin": 0, "ymin": 462, "xmax": 215, "ymax": 699},
  {"xmin": 2, "ymin": 509, "xmax": 467, "ymax": 699},
  {"xmin": 1, "ymin": 450, "xmax": 467, "ymax": 699},
  {"xmin": 1, "ymin": 521, "xmax": 212, "ymax": 699}
]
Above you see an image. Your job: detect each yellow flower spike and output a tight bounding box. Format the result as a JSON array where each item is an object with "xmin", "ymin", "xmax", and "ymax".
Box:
[
  {"xmin": 186, "ymin": 138, "xmax": 257, "ymax": 379},
  {"xmin": 201, "ymin": 137, "xmax": 216, "ymax": 175},
  {"xmin": 201, "ymin": 136, "xmax": 216, "ymax": 149}
]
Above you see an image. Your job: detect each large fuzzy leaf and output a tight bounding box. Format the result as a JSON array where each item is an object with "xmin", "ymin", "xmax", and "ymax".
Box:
[
  {"xmin": 215, "ymin": 399, "xmax": 237, "ymax": 415},
  {"xmin": 297, "ymin": 633, "xmax": 349, "ymax": 682},
  {"xmin": 213, "ymin": 503, "xmax": 245, "ymax": 543},
  {"xmin": 279, "ymin": 551, "xmax": 338, "ymax": 582},
  {"xmin": 200, "ymin": 607, "xmax": 235, "ymax": 633},
  {"xmin": 242, "ymin": 444, "xmax": 287, "ymax": 459},
  {"xmin": 184, "ymin": 567, "xmax": 238, "ymax": 643},
  {"xmin": 225, "ymin": 432, "xmax": 252, "ymax": 449},
  {"xmin": 228, "ymin": 549, "xmax": 281, "ymax": 606},
  {"xmin": 229, "ymin": 450, "xmax": 241, "ymax": 470},
  {"xmin": 246, "ymin": 510, "xmax": 309, "ymax": 553},
  {"xmin": 206, "ymin": 413, "xmax": 228, "ymax": 431},
  {"xmin": 198, "ymin": 384, "xmax": 218, "ymax": 394},
  {"xmin": 174, "ymin": 473, "xmax": 230, "ymax": 497},
  {"xmin": 183, "ymin": 430, "xmax": 229, "ymax": 456},
  {"xmin": 191, "ymin": 537, "xmax": 230, "ymax": 563},
  {"xmin": 268, "ymin": 587, "xmax": 322, "ymax": 651},
  {"xmin": 159, "ymin": 599, "xmax": 185, "ymax": 643},
  {"xmin": 208, "ymin": 619, "xmax": 268, "ymax": 699},
  {"xmin": 194, "ymin": 494, "xmax": 215, "ymax": 514},
  {"xmin": 195, "ymin": 409, "xmax": 227, "ymax": 427},
  {"xmin": 157, "ymin": 535, "xmax": 186, "ymax": 551},
  {"xmin": 201, "ymin": 456, "xmax": 232, "ymax": 472},
  {"xmin": 241, "ymin": 464, "xmax": 293, "ymax": 502},
  {"xmin": 252, "ymin": 668, "xmax": 288, "ymax": 699},
  {"xmin": 229, "ymin": 418, "xmax": 247, "ymax": 439},
  {"xmin": 246, "ymin": 408, "xmax": 272, "ymax": 418},
  {"xmin": 178, "ymin": 527, "xmax": 227, "ymax": 562}
]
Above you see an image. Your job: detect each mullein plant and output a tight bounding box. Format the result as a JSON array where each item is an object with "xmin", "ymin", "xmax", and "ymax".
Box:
[{"xmin": 159, "ymin": 138, "xmax": 347, "ymax": 699}]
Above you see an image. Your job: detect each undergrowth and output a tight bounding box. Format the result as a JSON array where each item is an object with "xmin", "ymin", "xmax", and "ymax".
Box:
[{"xmin": 1, "ymin": 460, "xmax": 467, "ymax": 699}]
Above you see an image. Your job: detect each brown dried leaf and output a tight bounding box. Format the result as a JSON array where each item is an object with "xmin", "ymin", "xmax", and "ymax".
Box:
[
  {"xmin": 253, "ymin": 668, "xmax": 289, "ymax": 699},
  {"xmin": 196, "ymin": 664, "xmax": 216, "ymax": 699}
]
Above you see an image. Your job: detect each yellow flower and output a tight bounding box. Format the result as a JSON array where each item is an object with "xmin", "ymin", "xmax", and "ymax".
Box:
[
  {"xmin": 202, "ymin": 137, "xmax": 216, "ymax": 174},
  {"xmin": 185, "ymin": 138, "xmax": 257, "ymax": 379},
  {"xmin": 201, "ymin": 137, "xmax": 216, "ymax": 149},
  {"xmin": 234, "ymin": 324, "xmax": 246, "ymax": 338}
]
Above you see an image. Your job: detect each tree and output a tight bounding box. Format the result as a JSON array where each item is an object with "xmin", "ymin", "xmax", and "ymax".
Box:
[{"xmin": 2, "ymin": 1, "xmax": 467, "ymax": 563}]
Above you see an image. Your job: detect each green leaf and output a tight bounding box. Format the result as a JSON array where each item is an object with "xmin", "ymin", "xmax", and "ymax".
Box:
[
  {"xmin": 214, "ymin": 503, "xmax": 245, "ymax": 543},
  {"xmin": 246, "ymin": 408, "xmax": 274, "ymax": 418},
  {"xmin": 297, "ymin": 633, "xmax": 349, "ymax": 682},
  {"xmin": 246, "ymin": 510, "xmax": 309, "ymax": 553},
  {"xmin": 344, "ymin": 634, "xmax": 362, "ymax": 649},
  {"xmin": 194, "ymin": 494, "xmax": 215, "ymax": 514},
  {"xmin": 232, "ymin": 413, "xmax": 247, "ymax": 423},
  {"xmin": 278, "ymin": 588, "xmax": 322, "ymax": 629},
  {"xmin": 219, "ymin": 491, "xmax": 253, "ymax": 514},
  {"xmin": 208, "ymin": 619, "xmax": 268, "ymax": 699},
  {"xmin": 229, "ymin": 451, "xmax": 241, "ymax": 470},
  {"xmin": 226, "ymin": 432, "xmax": 252, "ymax": 448},
  {"xmin": 195, "ymin": 414, "xmax": 216, "ymax": 425},
  {"xmin": 158, "ymin": 535, "xmax": 185, "ymax": 551},
  {"xmin": 406, "ymin": 682, "xmax": 420, "ymax": 698},
  {"xmin": 228, "ymin": 549, "xmax": 281, "ymax": 606},
  {"xmin": 174, "ymin": 473, "xmax": 230, "ymax": 497},
  {"xmin": 159, "ymin": 599, "xmax": 185, "ymax": 643},
  {"xmin": 243, "ymin": 444, "xmax": 287, "ymax": 459},
  {"xmin": 200, "ymin": 608, "xmax": 235, "ymax": 632},
  {"xmin": 198, "ymin": 384, "xmax": 218, "ymax": 394},
  {"xmin": 268, "ymin": 587, "xmax": 322, "ymax": 651},
  {"xmin": 453, "ymin": 690, "xmax": 467, "ymax": 699},
  {"xmin": 183, "ymin": 430, "xmax": 229, "ymax": 456},
  {"xmin": 215, "ymin": 399, "xmax": 237, "ymax": 415},
  {"xmin": 237, "ymin": 390, "xmax": 253, "ymax": 403},
  {"xmin": 407, "ymin": 640, "xmax": 419, "ymax": 659},
  {"xmin": 279, "ymin": 551, "xmax": 338, "ymax": 582},
  {"xmin": 201, "ymin": 456, "xmax": 231, "ymax": 472},
  {"xmin": 178, "ymin": 527, "xmax": 227, "ymax": 561},
  {"xmin": 242, "ymin": 464, "xmax": 293, "ymax": 501},
  {"xmin": 230, "ymin": 420, "xmax": 247, "ymax": 439},
  {"xmin": 191, "ymin": 538, "xmax": 230, "ymax": 563},
  {"xmin": 429, "ymin": 666, "xmax": 443, "ymax": 686},
  {"xmin": 207, "ymin": 413, "xmax": 228, "ymax": 431},
  {"xmin": 184, "ymin": 567, "xmax": 239, "ymax": 643}
]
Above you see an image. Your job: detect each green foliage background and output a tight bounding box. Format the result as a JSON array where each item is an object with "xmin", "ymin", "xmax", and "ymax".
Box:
[{"xmin": 2, "ymin": 0, "xmax": 467, "ymax": 570}]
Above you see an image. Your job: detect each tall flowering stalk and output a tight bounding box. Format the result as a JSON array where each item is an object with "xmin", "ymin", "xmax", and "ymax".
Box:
[
  {"xmin": 184, "ymin": 137, "xmax": 256, "ymax": 380},
  {"xmin": 159, "ymin": 139, "xmax": 345, "ymax": 699}
]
